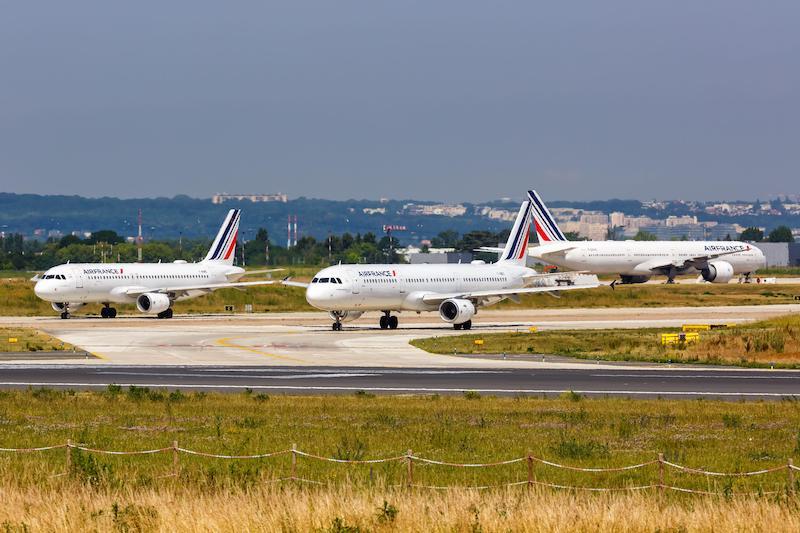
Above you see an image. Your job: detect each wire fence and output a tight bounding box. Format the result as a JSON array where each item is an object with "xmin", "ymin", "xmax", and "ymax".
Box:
[{"xmin": 1, "ymin": 441, "xmax": 797, "ymax": 496}]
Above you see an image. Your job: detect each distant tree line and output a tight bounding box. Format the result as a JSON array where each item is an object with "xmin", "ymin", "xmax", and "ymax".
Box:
[{"xmin": 0, "ymin": 228, "xmax": 409, "ymax": 271}]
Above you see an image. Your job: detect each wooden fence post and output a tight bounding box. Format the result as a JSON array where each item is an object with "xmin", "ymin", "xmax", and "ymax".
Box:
[
  {"xmin": 789, "ymin": 458, "xmax": 795, "ymax": 496},
  {"xmin": 658, "ymin": 453, "xmax": 665, "ymax": 496},
  {"xmin": 66, "ymin": 439, "xmax": 72, "ymax": 473},
  {"xmin": 291, "ymin": 443, "xmax": 297, "ymax": 480},
  {"xmin": 406, "ymin": 449, "xmax": 413, "ymax": 488},
  {"xmin": 172, "ymin": 440, "xmax": 179, "ymax": 477},
  {"xmin": 527, "ymin": 451, "xmax": 533, "ymax": 489}
]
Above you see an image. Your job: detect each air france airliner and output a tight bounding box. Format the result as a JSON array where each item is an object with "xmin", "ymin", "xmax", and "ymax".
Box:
[
  {"xmin": 479, "ymin": 190, "xmax": 765, "ymax": 285},
  {"xmin": 33, "ymin": 209, "xmax": 277, "ymax": 319},
  {"xmin": 283, "ymin": 200, "xmax": 599, "ymax": 330}
]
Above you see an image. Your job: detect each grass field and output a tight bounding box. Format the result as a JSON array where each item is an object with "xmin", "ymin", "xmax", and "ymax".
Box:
[
  {"xmin": 411, "ymin": 314, "xmax": 800, "ymax": 368},
  {"xmin": 1, "ymin": 391, "xmax": 800, "ymax": 530},
  {"xmin": 0, "ymin": 327, "xmax": 74, "ymax": 352},
  {"xmin": 2, "ymin": 268, "xmax": 799, "ymax": 316}
]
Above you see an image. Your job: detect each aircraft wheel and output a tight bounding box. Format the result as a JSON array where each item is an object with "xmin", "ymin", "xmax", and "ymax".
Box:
[
  {"xmin": 109, "ymin": 307, "xmax": 117, "ymax": 318},
  {"xmin": 453, "ymin": 323, "xmax": 462, "ymax": 330},
  {"xmin": 60, "ymin": 312, "xmax": 70, "ymax": 320},
  {"xmin": 101, "ymin": 307, "xmax": 109, "ymax": 318},
  {"xmin": 332, "ymin": 322, "xmax": 342, "ymax": 331},
  {"xmin": 388, "ymin": 316, "xmax": 398, "ymax": 329},
  {"xmin": 462, "ymin": 320, "xmax": 472, "ymax": 330},
  {"xmin": 379, "ymin": 316, "xmax": 388, "ymax": 329},
  {"xmin": 165, "ymin": 308, "xmax": 173, "ymax": 319}
]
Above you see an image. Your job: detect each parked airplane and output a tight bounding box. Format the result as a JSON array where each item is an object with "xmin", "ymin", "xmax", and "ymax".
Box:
[
  {"xmin": 480, "ymin": 190, "xmax": 765, "ymax": 285},
  {"xmin": 33, "ymin": 209, "xmax": 278, "ymax": 319},
  {"xmin": 282, "ymin": 200, "xmax": 599, "ymax": 330}
]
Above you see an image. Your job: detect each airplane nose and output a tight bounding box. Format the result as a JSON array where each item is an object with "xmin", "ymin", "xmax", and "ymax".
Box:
[{"xmin": 34, "ymin": 282, "xmax": 48, "ymax": 299}]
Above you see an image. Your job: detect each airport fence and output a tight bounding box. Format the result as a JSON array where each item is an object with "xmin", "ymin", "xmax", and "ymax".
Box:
[{"xmin": 0, "ymin": 441, "xmax": 797, "ymax": 496}]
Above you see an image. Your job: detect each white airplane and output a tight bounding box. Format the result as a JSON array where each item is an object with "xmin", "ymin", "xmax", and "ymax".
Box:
[
  {"xmin": 283, "ymin": 200, "xmax": 599, "ymax": 331},
  {"xmin": 33, "ymin": 209, "xmax": 279, "ymax": 319},
  {"xmin": 479, "ymin": 190, "xmax": 766, "ymax": 285}
]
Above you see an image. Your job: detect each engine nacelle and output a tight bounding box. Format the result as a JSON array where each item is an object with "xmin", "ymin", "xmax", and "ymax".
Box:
[
  {"xmin": 329, "ymin": 311, "xmax": 363, "ymax": 323},
  {"xmin": 619, "ymin": 275, "xmax": 651, "ymax": 284},
  {"xmin": 439, "ymin": 298, "xmax": 476, "ymax": 324},
  {"xmin": 51, "ymin": 302, "xmax": 84, "ymax": 313},
  {"xmin": 701, "ymin": 261, "xmax": 735, "ymax": 284},
  {"xmin": 136, "ymin": 293, "xmax": 171, "ymax": 314}
]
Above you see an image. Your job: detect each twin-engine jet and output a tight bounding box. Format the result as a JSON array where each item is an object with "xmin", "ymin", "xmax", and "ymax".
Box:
[
  {"xmin": 33, "ymin": 209, "xmax": 277, "ymax": 318},
  {"xmin": 284, "ymin": 199, "xmax": 599, "ymax": 330},
  {"xmin": 481, "ymin": 190, "xmax": 765, "ymax": 285}
]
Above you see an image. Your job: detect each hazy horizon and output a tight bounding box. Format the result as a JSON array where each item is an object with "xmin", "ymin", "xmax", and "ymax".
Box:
[{"xmin": 2, "ymin": 1, "xmax": 798, "ymax": 202}]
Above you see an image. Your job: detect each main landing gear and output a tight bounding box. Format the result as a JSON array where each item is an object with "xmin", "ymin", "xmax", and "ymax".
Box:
[
  {"xmin": 156, "ymin": 309, "xmax": 174, "ymax": 319},
  {"xmin": 453, "ymin": 320, "xmax": 472, "ymax": 330},
  {"xmin": 100, "ymin": 304, "xmax": 117, "ymax": 319},
  {"xmin": 379, "ymin": 311, "xmax": 398, "ymax": 330}
]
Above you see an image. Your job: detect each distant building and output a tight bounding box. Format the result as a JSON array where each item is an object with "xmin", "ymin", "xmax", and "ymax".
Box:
[
  {"xmin": 211, "ymin": 193, "xmax": 288, "ymax": 204},
  {"xmin": 408, "ymin": 252, "xmax": 473, "ymax": 264},
  {"xmin": 754, "ymin": 243, "xmax": 800, "ymax": 267},
  {"xmin": 403, "ymin": 203, "xmax": 467, "ymax": 217}
]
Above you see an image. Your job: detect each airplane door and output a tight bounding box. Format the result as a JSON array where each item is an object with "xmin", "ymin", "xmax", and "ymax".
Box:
[
  {"xmin": 75, "ymin": 271, "xmax": 83, "ymax": 288},
  {"xmin": 351, "ymin": 277, "xmax": 360, "ymax": 294}
]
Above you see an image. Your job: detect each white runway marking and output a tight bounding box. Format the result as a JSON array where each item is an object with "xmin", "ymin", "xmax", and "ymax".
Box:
[
  {"xmin": 0, "ymin": 382, "xmax": 797, "ymax": 397},
  {"xmin": 96, "ymin": 371, "xmax": 375, "ymax": 380}
]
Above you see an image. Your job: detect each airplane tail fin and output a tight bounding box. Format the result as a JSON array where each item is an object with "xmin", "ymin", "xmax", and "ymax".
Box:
[
  {"xmin": 499, "ymin": 200, "xmax": 533, "ymax": 265},
  {"xmin": 203, "ymin": 209, "xmax": 240, "ymax": 264},
  {"xmin": 528, "ymin": 190, "xmax": 567, "ymax": 242}
]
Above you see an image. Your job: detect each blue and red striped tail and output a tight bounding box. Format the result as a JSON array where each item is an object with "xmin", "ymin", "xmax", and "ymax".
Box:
[
  {"xmin": 203, "ymin": 209, "xmax": 240, "ymax": 264},
  {"xmin": 499, "ymin": 201, "xmax": 533, "ymax": 265},
  {"xmin": 527, "ymin": 190, "xmax": 567, "ymax": 242}
]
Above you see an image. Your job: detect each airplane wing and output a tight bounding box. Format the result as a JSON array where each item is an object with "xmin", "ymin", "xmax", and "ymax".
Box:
[
  {"xmin": 124, "ymin": 280, "xmax": 276, "ymax": 297},
  {"xmin": 636, "ymin": 245, "xmax": 754, "ymax": 273},
  {"xmin": 240, "ymin": 268, "xmax": 285, "ymax": 276},
  {"xmin": 420, "ymin": 276, "xmax": 599, "ymax": 305},
  {"xmin": 281, "ymin": 280, "xmax": 310, "ymax": 288}
]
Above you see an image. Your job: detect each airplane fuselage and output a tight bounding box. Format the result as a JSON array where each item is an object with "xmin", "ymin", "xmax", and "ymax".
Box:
[
  {"xmin": 530, "ymin": 241, "xmax": 765, "ymax": 277},
  {"xmin": 34, "ymin": 262, "xmax": 246, "ymax": 304},
  {"xmin": 306, "ymin": 262, "xmax": 533, "ymax": 313}
]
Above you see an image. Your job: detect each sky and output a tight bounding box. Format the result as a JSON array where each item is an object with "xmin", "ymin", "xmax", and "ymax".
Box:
[{"xmin": 0, "ymin": 1, "xmax": 798, "ymax": 202}]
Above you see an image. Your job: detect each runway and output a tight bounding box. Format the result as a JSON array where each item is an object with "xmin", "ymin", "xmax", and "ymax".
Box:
[
  {"xmin": 2, "ymin": 304, "xmax": 798, "ymax": 367},
  {"xmin": 1, "ymin": 364, "xmax": 799, "ymax": 398}
]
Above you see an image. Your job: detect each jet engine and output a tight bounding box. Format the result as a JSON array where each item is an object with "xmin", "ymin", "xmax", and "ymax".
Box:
[
  {"xmin": 329, "ymin": 310, "xmax": 363, "ymax": 323},
  {"xmin": 439, "ymin": 298, "xmax": 476, "ymax": 324},
  {"xmin": 701, "ymin": 261, "xmax": 735, "ymax": 284},
  {"xmin": 136, "ymin": 293, "xmax": 171, "ymax": 314},
  {"xmin": 51, "ymin": 302, "xmax": 84, "ymax": 313}
]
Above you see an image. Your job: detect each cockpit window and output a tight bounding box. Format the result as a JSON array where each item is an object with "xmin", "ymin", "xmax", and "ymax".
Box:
[
  {"xmin": 319, "ymin": 277, "xmax": 329, "ymax": 283},
  {"xmin": 312, "ymin": 278, "xmax": 318, "ymax": 283},
  {"xmin": 335, "ymin": 278, "xmax": 342, "ymax": 284}
]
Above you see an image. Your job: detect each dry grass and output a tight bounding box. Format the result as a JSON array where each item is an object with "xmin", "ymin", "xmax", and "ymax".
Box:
[
  {"xmin": 2, "ymin": 391, "xmax": 800, "ymax": 530},
  {"xmin": 1, "ymin": 484, "xmax": 800, "ymax": 532},
  {"xmin": 411, "ymin": 314, "xmax": 800, "ymax": 368},
  {"xmin": 0, "ymin": 327, "xmax": 74, "ymax": 352}
]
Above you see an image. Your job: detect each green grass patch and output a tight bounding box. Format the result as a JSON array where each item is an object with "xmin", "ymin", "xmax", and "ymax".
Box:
[
  {"xmin": 0, "ymin": 327, "xmax": 75, "ymax": 352},
  {"xmin": 0, "ymin": 390, "xmax": 798, "ymax": 494},
  {"xmin": 411, "ymin": 314, "xmax": 800, "ymax": 368}
]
